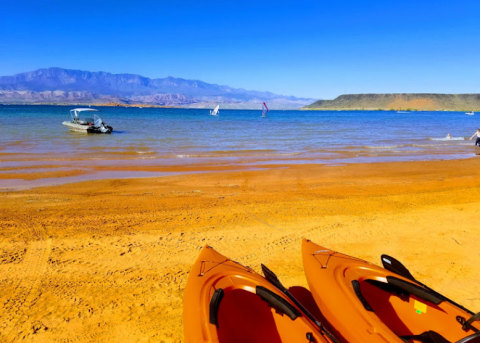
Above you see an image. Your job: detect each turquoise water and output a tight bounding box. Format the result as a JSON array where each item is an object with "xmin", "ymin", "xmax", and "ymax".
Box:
[{"xmin": 1, "ymin": 105, "xmax": 479, "ymax": 165}]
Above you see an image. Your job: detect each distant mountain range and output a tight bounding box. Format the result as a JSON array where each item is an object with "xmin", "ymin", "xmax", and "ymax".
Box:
[
  {"xmin": 304, "ymin": 93, "xmax": 480, "ymax": 111},
  {"xmin": 0, "ymin": 68, "xmax": 315, "ymax": 109}
]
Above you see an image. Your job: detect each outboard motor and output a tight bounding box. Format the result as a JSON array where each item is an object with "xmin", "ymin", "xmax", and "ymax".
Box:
[{"xmin": 94, "ymin": 116, "xmax": 113, "ymax": 133}]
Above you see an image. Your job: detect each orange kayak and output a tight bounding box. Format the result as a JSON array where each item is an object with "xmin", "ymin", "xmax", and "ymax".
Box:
[
  {"xmin": 302, "ymin": 239, "xmax": 480, "ymax": 343},
  {"xmin": 184, "ymin": 245, "xmax": 338, "ymax": 343}
]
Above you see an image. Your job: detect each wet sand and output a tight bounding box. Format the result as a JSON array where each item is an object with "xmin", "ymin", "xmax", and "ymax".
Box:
[{"xmin": 1, "ymin": 158, "xmax": 480, "ymax": 342}]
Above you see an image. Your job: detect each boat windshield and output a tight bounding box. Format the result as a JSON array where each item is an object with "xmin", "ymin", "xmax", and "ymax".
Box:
[
  {"xmin": 70, "ymin": 109, "xmax": 101, "ymax": 125},
  {"xmin": 74, "ymin": 116, "xmax": 95, "ymax": 125}
]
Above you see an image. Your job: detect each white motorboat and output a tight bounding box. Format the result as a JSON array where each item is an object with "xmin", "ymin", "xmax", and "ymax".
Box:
[
  {"xmin": 466, "ymin": 111, "xmax": 474, "ymax": 115},
  {"xmin": 62, "ymin": 108, "xmax": 113, "ymax": 133}
]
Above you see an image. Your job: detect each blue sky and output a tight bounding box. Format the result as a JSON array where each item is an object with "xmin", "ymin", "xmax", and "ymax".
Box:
[{"xmin": 1, "ymin": 0, "xmax": 480, "ymax": 99}]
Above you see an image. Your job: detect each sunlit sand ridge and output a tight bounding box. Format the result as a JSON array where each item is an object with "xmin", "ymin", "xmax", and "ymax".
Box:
[{"xmin": 1, "ymin": 159, "xmax": 480, "ymax": 342}]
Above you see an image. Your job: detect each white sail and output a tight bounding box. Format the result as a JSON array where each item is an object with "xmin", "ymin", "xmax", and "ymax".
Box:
[{"xmin": 210, "ymin": 105, "xmax": 220, "ymax": 116}]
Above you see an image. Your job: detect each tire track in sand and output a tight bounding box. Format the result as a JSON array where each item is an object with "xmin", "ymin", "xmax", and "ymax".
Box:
[
  {"xmin": 238, "ymin": 205, "xmax": 340, "ymax": 266},
  {"xmin": 0, "ymin": 213, "xmax": 52, "ymax": 342}
]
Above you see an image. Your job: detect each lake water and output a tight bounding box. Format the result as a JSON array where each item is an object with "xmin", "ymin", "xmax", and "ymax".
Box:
[{"xmin": 1, "ymin": 105, "xmax": 478, "ymax": 163}]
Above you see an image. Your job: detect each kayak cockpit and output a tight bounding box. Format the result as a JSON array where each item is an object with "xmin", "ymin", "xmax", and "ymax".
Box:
[
  {"xmin": 211, "ymin": 286, "xmax": 308, "ymax": 343},
  {"xmin": 356, "ymin": 278, "xmax": 480, "ymax": 343}
]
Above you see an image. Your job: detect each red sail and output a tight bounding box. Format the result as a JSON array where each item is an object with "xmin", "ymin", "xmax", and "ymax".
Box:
[{"xmin": 262, "ymin": 102, "xmax": 269, "ymax": 116}]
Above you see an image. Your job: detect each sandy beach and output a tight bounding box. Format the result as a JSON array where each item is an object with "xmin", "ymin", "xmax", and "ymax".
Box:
[
  {"xmin": 4, "ymin": 0, "xmax": 480, "ymax": 341},
  {"xmin": 1, "ymin": 158, "xmax": 480, "ymax": 342}
]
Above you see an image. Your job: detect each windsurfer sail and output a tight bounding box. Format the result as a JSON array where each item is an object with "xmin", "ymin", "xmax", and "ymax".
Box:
[
  {"xmin": 261, "ymin": 102, "xmax": 269, "ymax": 117},
  {"xmin": 210, "ymin": 105, "xmax": 220, "ymax": 116}
]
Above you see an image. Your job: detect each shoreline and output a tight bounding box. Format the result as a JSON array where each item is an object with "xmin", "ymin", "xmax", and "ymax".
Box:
[
  {"xmin": 1, "ymin": 153, "xmax": 478, "ymax": 191},
  {"xmin": 1, "ymin": 103, "xmax": 479, "ymax": 111},
  {"xmin": 302, "ymin": 108, "xmax": 468, "ymax": 111}
]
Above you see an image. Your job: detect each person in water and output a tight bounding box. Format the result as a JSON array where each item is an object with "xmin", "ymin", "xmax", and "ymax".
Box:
[
  {"xmin": 447, "ymin": 133, "xmax": 451, "ymax": 139},
  {"xmin": 470, "ymin": 129, "xmax": 480, "ymax": 146}
]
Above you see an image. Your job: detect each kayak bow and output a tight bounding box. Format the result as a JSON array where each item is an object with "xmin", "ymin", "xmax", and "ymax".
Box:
[
  {"xmin": 302, "ymin": 239, "xmax": 480, "ymax": 343},
  {"xmin": 184, "ymin": 245, "xmax": 336, "ymax": 343}
]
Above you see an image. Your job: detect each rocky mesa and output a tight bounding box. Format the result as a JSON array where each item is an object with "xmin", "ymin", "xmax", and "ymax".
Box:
[{"xmin": 304, "ymin": 93, "xmax": 480, "ymax": 111}]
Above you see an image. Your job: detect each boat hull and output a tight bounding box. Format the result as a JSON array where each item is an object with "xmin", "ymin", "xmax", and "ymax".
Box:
[
  {"xmin": 302, "ymin": 239, "xmax": 479, "ymax": 343},
  {"xmin": 183, "ymin": 245, "xmax": 334, "ymax": 343},
  {"xmin": 62, "ymin": 121, "xmax": 112, "ymax": 133}
]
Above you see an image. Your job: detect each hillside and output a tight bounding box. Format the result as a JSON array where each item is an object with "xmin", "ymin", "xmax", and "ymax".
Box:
[
  {"xmin": 304, "ymin": 93, "xmax": 480, "ymax": 111},
  {"xmin": 0, "ymin": 68, "xmax": 315, "ymax": 108}
]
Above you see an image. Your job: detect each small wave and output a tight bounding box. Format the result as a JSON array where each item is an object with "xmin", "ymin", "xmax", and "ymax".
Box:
[
  {"xmin": 407, "ymin": 144, "xmax": 436, "ymax": 148},
  {"xmin": 88, "ymin": 145, "xmax": 155, "ymax": 155},
  {"xmin": 174, "ymin": 154, "xmax": 213, "ymax": 158},
  {"xmin": 209, "ymin": 149, "xmax": 277, "ymax": 155},
  {"xmin": 94, "ymin": 150, "xmax": 156, "ymax": 156},
  {"xmin": 429, "ymin": 137, "xmax": 465, "ymax": 141},
  {"xmin": 89, "ymin": 146, "xmax": 152, "ymax": 150},
  {"xmin": 274, "ymin": 152, "xmax": 301, "ymax": 156},
  {"xmin": 6, "ymin": 140, "xmax": 27, "ymax": 146},
  {"xmin": 174, "ymin": 152, "xmax": 301, "ymax": 158},
  {"xmin": 362, "ymin": 145, "xmax": 398, "ymax": 149}
]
